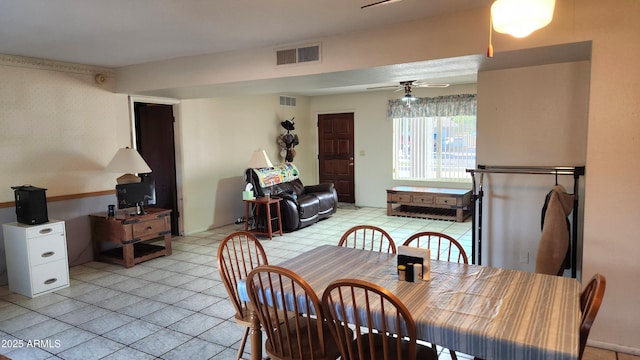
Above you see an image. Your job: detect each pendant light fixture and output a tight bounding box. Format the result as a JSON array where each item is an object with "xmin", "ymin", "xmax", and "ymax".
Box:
[{"xmin": 491, "ymin": 0, "xmax": 556, "ymax": 38}]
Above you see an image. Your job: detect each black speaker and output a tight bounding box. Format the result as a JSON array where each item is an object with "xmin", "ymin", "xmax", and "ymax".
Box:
[{"xmin": 12, "ymin": 185, "xmax": 49, "ymax": 225}]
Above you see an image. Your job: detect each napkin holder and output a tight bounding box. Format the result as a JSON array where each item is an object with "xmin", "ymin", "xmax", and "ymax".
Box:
[{"xmin": 398, "ymin": 246, "xmax": 430, "ymax": 281}]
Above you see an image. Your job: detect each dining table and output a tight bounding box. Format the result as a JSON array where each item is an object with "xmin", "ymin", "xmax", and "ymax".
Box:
[{"xmin": 240, "ymin": 244, "xmax": 581, "ymax": 360}]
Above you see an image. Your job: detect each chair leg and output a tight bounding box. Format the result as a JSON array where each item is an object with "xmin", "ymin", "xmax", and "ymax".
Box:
[
  {"xmin": 450, "ymin": 350, "xmax": 458, "ymax": 360},
  {"xmin": 236, "ymin": 326, "xmax": 250, "ymax": 360}
]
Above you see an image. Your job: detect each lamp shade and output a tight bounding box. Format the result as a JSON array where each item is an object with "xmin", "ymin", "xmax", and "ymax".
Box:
[
  {"xmin": 105, "ymin": 147, "xmax": 152, "ymax": 174},
  {"xmin": 491, "ymin": 0, "xmax": 555, "ymax": 38},
  {"xmin": 247, "ymin": 149, "xmax": 273, "ymax": 168}
]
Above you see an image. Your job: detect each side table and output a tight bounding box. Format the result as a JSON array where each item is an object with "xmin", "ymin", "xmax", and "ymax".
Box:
[
  {"xmin": 89, "ymin": 208, "xmax": 172, "ymax": 268},
  {"xmin": 244, "ymin": 197, "xmax": 283, "ymax": 239}
]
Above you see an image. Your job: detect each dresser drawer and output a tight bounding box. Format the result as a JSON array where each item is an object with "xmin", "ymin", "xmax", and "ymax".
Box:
[
  {"xmin": 390, "ymin": 193, "xmax": 412, "ymax": 203},
  {"xmin": 435, "ymin": 196, "xmax": 457, "ymax": 206},
  {"xmin": 26, "ymin": 222, "xmax": 65, "ymax": 239},
  {"xmin": 412, "ymin": 194, "xmax": 434, "ymax": 205},
  {"xmin": 132, "ymin": 217, "xmax": 168, "ymax": 241},
  {"xmin": 31, "ymin": 260, "xmax": 69, "ymax": 295},
  {"xmin": 28, "ymin": 235, "xmax": 67, "ymax": 266}
]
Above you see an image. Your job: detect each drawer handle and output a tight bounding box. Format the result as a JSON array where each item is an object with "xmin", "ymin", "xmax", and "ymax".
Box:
[
  {"xmin": 44, "ymin": 278, "xmax": 57, "ymax": 285},
  {"xmin": 41, "ymin": 251, "xmax": 55, "ymax": 258},
  {"xmin": 39, "ymin": 228, "xmax": 53, "ymax": 234},
  {"xmin": 146, "ymin": 226, "xmax": 153, "ymax": 230}
]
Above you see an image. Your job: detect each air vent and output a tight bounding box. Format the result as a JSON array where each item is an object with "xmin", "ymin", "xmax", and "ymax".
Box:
[
  {"xmin": 276, "ymin": 49, "xmax": 297, "ymax": 65},
  {"xmin": 297, "ymin": 46, "xmax": 319, "ymax": 63},
  {"xmin": 280, "ymin": 96, "xmax": 297, "ymax": 107},
  {"xmin": 276, "ymin": 43, "xmax": 321, "ymax": 66}
]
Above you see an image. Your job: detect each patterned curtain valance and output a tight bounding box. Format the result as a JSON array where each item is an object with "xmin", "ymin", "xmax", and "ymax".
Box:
[
  {"xmin": 387, "ymin": 94, "xmax": 477, "ymax": 118},
  {"xmin": 252, "ymin": 162, "xmax": 300, "ymax": 187}
]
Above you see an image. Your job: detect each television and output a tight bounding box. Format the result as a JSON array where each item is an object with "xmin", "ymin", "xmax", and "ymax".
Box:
[{"xmin": 116, "ymin": 180, "xmax": 156, "ymax": 210}]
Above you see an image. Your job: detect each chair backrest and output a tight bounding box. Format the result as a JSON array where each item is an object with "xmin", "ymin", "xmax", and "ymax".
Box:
[
  {"xmin": 246, "ymin": 265, "xmax": 332, "ymax": 360},
  {"xmin": 579, "ymin": 273, "xmax": 606, "ymax": 359},
  {"xmin": 217, "ymin": 231, "xmax": 268, "ymax": 320},
  {"xmin": 402, "ymin": 231, "xmax": 468, "ymax": 264},
  {"xmin": 322, "ymin": 278, "xmax": 419, "ymax": 360},
  {"xmin": 338, "ymin": 225, "xmax": 397, "ymax": 254}
]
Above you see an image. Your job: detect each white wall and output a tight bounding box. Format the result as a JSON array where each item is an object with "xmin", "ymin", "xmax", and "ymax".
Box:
[
  {"xmin": 309, "ymin": 85, "xmax": 478, "ymax": 207},
  {"xmin": 0, "ymin": 56, "xmax": 130, "ymax": 202},
  {"xmin": 176, "ymin": 94, "xmax": 312, "ymax": 234},
  {"xmin": 476, "ymin": 61, "xmax": 590, "ymax": 272}
]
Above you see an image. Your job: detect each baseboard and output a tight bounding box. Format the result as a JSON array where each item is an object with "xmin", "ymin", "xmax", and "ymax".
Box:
[{"xmin": 588, "ymin": 339, "xmax": 640, "ymax": 355}]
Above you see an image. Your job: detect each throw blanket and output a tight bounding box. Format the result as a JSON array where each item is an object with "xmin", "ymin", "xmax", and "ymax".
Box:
[
  {"xmin": 252, "ymin": 163, "xmax": 299, "ymax": 188},
  {"xmin": 536, "ymin": 184, "xmax": 574, "ymax": 275}
]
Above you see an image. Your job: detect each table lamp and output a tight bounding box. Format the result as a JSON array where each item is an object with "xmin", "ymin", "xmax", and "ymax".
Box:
[
  {"xmin": 105, "ymin": 147, "xmax": 152, "ymax": 184},
  {"xmin": 247, "ymin": 149, "xmax": 273, "ymax": 169}
]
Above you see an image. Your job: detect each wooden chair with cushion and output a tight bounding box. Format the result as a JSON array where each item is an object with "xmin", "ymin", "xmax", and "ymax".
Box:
[
  {"xmin": 338, "ymin": 225, "xmax": 397, "ymax": 254},
  {"xmin": 403, "ymin": 231, "xmax": 468, "ymax": 359},
  {"xmin": 246, "ymin": 265, "xmax": 349, "ymax": 360},
  {"xmin": 580, "ymin": 273, "xmax": 606, "ymax": 359},
  {"xmin": 322, "ymin": 278, "xmax": 437, "ymax": 360},
  {"xmin": 217, "ymin": 231, "xmax": 269, "ymax": 360},
  {"xmin": 402, "ymin": 231, "xmax": 468, "ymax": 264}
]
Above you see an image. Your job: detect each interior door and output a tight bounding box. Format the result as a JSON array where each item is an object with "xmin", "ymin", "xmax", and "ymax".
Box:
[
  {"xmin": 135, "ymin": 103, "xmax": 179, "ymax": 235},
  {"xmin": 318, "ymin": 113, "xmax": 355, "ymax": 203}
]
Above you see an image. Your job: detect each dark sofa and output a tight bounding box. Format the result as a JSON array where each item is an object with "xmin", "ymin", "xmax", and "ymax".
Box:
[{"xmin": 245, "ymin": 163, "xmax": 338, "ymax": 231}]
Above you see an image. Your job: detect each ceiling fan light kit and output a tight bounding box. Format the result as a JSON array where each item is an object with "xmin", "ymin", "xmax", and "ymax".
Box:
[{"xmin": 491, "ymin": 0, "xmax": 556, "ymax": 38}]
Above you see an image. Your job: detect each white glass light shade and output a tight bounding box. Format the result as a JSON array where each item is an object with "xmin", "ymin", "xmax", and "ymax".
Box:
[
  {"xmin": 491, "ymin": 0, "xmax": 555, "ymax": 38},
  {"xmin": 105, "ymin": 147, "xmax": 152, "ymax": 183},
  {"xmin": 247, "ymin": 149, "xmax": 273, "ymax": 168}
]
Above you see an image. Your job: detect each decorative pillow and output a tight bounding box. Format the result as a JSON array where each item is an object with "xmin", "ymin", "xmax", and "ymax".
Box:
[{"xmin": 253, "ymin": 163, "xmax": 300, "ymax": 187}]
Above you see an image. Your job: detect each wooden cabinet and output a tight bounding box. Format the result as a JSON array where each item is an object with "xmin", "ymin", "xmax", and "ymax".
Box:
[
  {"xmin": 2, "ymin": 220, "xmax": 70, "ymax": 298},
  {"xmin": 89, "ymin": 208, "xmax": 172, "ymax": 268},
  {"xmin": 386, "ymin": 186, "xmax": 472, "ymax": 222}
]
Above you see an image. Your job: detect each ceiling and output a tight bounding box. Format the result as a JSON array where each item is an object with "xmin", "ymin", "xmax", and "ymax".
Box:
[
  {"xmin": 0, "ymin": 0, "xmax": 590, "ymax": 98},
  {"xmin": 0, "ymin": 0, "xmax": 491, "ymax": 68}
]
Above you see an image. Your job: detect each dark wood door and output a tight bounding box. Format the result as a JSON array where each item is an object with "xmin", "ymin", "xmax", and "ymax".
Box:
[
  {"xmin": 135, "ymin": 103, "xmax": 179, "ymax": 235},
  {"xmin": 318, "ymin": 113, "xmax": 355, "ymax": 203}
]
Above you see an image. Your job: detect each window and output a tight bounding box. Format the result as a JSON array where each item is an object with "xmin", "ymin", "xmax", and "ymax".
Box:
[{"xmin": 391, "ymin": 94, "xmax": 476, "ymax": 182}]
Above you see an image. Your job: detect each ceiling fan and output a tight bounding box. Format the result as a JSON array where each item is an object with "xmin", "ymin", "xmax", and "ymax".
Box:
[
  {"xmin": 361, "ymin": 0, "xmax": 403, "ymax": 9},
  {"xmin": 368, "ymin": 80, "xmax": 450, "ymax": 105},
  {"xmin": 368, "ymin": 80, "xmax": 450, "ymax": 93}
]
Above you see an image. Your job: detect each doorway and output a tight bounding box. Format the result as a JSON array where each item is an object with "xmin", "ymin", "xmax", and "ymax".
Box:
[
  {"xmin": 318, "ymin": 113, "xmax": 355, "ymax": 203},
  {"xmin": 134, "ymin": 102, "xmax": 180, "ymax": 235}
]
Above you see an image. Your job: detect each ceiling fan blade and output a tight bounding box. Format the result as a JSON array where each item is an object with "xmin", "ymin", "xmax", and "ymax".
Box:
[
  {"xmin": 412, "ymin": 80, "xmax": 450, "ymax": 88},
  {"xmin": 414, "ymin": 83, "xmax": 451, "ymax": 88},
  {"xmin": 366, "ymin": 84, "xmax": 401, "ymax": 90},
  {"xmin": 361, "ymin": 0, "xmax": 402, "ymax": 9}
]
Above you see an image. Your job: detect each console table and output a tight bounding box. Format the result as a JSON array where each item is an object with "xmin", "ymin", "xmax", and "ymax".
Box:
[
  {"xmin": 89, "ymin": 208, "xmax": 172, "ymax": 268},
  {"xmin": 386, "ymin": 186, "xmax": 472, "ymax": 222}
]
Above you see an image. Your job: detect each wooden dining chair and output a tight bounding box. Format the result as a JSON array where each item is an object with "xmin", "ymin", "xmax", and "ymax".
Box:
[
  {"xmin": 322, "ymin": 278, "xmax": 437, "ymax": 360},
  {"xmin": 580, "ymin": 273, "xmax": 606, "ymax": 359},
  {"xmin": 217, "ymin": 231, "xmax": 269, "ymax": 360},
  {"xmin": 338, "ymin": 225, "xmax": 397, "ymax": 254},
  {"xmin": 246, "ymin": 265, "xmax": 348, "ymax": 360},
  {"xmin": 403, "ymin": 231, "xmax": 468, "ymax": 359},
  {"xmin": 402, "ymin": 231, "xmax": 468, "ymax": 264}
]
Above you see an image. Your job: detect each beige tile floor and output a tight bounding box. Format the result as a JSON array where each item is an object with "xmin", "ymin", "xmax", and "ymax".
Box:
[{"xmin": 0, "ymin": 206, "xmax": 635, "ymax": 359}]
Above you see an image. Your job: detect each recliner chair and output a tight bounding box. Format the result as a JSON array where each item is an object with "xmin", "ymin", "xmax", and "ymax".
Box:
[{"xmin": 245, "ymin": 163, "xmax": 337, "ymax": 231}]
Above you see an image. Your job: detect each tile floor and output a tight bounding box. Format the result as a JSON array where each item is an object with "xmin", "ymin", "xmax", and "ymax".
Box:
[{"xmin": 0, "ymin": 206, "xmax": 635, "ymax": 360}]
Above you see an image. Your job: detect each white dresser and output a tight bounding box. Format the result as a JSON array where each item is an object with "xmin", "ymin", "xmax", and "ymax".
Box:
[{"xmin": 2, "ymin": 220, "xmax": 70, "ymax": 298}]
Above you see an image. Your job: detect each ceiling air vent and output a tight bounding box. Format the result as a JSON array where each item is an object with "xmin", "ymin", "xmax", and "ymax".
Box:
[
  {"xmin": 280, "ymin": 96, "xmax": 297, "ymax": 107},
  {"xmin": 276, "ymin": 43, "xmax": 321, "ymax": 66}
]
